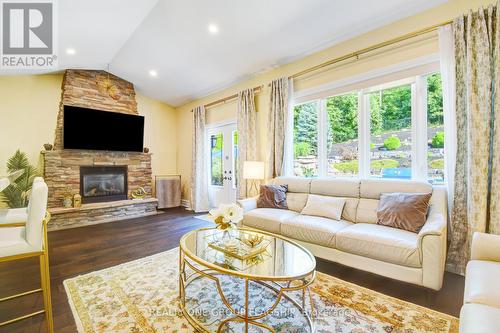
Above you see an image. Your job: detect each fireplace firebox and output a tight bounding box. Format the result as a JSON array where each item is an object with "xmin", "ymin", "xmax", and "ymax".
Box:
[{"xmin": 80, "ymin": 166, "xmax": 128, "ymax": 204}]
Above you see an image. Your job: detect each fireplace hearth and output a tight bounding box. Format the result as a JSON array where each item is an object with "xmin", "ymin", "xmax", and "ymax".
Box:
[{"xmin": 80, "ymin": 166, "xmax": 128, "ymax": 203}]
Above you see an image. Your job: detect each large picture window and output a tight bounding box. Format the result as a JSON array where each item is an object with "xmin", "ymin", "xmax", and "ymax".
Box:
[{"xmin": 292, "ymin": 72, "xmax": 444, "ymax": 183}]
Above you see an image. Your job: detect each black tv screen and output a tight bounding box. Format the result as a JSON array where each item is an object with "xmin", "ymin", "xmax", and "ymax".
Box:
[{"xmin": 63, "ymin": 105, "xmax": 145, "ymax": 152}]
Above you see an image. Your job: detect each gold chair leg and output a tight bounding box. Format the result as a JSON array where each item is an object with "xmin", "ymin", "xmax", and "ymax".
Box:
[{"xmin": 39, "ymin": 253, "xmax": 54, "ymax": 333}]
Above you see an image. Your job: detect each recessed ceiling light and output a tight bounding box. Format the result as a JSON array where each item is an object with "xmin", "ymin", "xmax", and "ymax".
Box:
[
  {"xmin": 149, "ymin": 70, "xmax": 158, "ymax": 77},
  {"xmin": 66, "ymin": 48, "xmax": 76, "ymax": 55},
  {"xmin": 208, "ymin": 23, "xmax": 219, "ymax": 35}
]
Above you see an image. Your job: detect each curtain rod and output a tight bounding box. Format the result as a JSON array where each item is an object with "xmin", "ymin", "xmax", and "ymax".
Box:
[
  {"xmin": 196, "ymin": 85, "xmax": 263, "ymax": 110},
  {"xmin": 290, "ymin": 20, "xmax": 453, "ymax": 79},
  {"xmin": 195, "ymin": 20, "xmax": 453, "ymax": 112}
]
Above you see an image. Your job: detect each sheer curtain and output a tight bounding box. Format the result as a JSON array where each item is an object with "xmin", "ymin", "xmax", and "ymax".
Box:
[
  {"xmin": 446, "ymin": 3, "xmax": 499, "ymax": 275},
  {"xmin": 267, "ymin": 77, "xmax": 293, "ymax": 178},
  {"xmin": 438, "ymin": 25, "xmax": 457, "ymax": 216},
  {"xmin": 237, "ymin": 89, "xmax": 257, "ymax": 198},
  {"xmin": 190, "ymin": 106, "xmax": 209, "ymax": 212}
]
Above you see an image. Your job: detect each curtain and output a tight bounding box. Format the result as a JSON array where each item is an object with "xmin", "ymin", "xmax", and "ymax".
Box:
[
  {"xmin": 190, "ymin": 106, "xmax": 209, "ymax": 212},
  {"xmin": 446, "ymin": 3, "xmax": 499, "ymax": 275},
  {"xmin": 438, "ymin": 25, "xmax": 457, "ymax": 217},
  {"xmin": 267, "ymin": 77, "xmax": 292, "ymax": 178},
  {"xmin": 237, "ymin": 89, "xmax": 257, "ymax": 198}
]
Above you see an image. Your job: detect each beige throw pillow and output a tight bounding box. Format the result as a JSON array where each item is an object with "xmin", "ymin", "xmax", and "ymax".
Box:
[
  {"xmin": 377, "ymin": 192, "xmax": 432, "ymax": 233},
  {"xmin": 301, "ymin": 194, "xmax": 346, "ymax": 220}
]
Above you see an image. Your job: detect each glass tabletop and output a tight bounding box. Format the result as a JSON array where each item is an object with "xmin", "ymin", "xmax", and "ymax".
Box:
[{"xmin": 180, "ymin": 227, "xmax": 316, "ymax": 281}]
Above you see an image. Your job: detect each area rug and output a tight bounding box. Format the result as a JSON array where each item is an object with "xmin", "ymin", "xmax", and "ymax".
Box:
[{"xmin": 64, "ymin": 248, "xmax": 458, "ymax": 333}]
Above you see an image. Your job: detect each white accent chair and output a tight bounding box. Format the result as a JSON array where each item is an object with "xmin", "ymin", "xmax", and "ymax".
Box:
[
  {"xmin": 0, "ymin": 177, "xmax": 53, "ymax": 333},
  {"xmin": 460, "ymin": 232, "xmax": 500, "ymax": 333}
]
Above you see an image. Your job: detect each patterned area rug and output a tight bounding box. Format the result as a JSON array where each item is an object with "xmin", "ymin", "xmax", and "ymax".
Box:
[{"xmin": 64, "ymin": 248, "xmax": 458, "ymax": 333}]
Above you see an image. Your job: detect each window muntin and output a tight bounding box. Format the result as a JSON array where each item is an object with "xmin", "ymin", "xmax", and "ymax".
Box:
[
  {"xmin": 293, "ymin": 101, "xmax": 319, "ymax": 177},
  {"xmin": 290, "ymin": 72, "xmax": 445, "ymax": 183}
]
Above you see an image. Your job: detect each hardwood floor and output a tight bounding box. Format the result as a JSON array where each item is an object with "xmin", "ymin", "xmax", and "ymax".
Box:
[{"xmin": 0, "ymin": 208, "xmax": 464, "ymax": 333}]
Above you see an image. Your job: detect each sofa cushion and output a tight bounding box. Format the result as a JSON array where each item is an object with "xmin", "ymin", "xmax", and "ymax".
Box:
[
  {"xmin": 356, "ymin": 198, "xmax": 379, "ymax": 224},
  {"xmin": 336, "ymin": 223, "xmax": 421, "ymax": 267},
  {"xmin": 460, "ymin": 303, "xmax": 500, "ymax": 333},
  {"xmin": 464, "ymin": 260, "xmax": 500, "ymax": 308},
  {"xmin": 281, "ymin": 215, "xmax": 352, "ymax": 248},
  {"xmin": 242, "ymin": 208, "xmax": 298, "ymax": 234},
  {"xmin": 310, "ymin": 178, "xmax": 359, "ymax": 197},
  {"xmin": 286, "ymin": 192, "xmax": 309, "ymax": 212},
  {"xmin": 271, "ymin": 177, "xmax": 311, "ymax": 193},
  {"xmin": 257, "ymin": 185, "xmax": 288, "ymax": 209},
  {"xmin": 341, "ymin": 197, "xmax": 359, "ymax": 223},
  {"xmin": 301, "ymin": 194, "xmax": 346, "ymax": 220},
  {"xmin": 377, "ymin": 192, "xmax": 432, "ymax": 233},
  {"xmin": 360, "ymin": 179, "xmax": 432, "ymax": 199}
]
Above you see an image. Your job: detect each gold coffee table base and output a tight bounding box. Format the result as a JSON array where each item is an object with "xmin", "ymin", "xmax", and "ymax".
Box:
[{"xmin": 179, "ymin": 246, "xmax": 316, "ymax": 333}]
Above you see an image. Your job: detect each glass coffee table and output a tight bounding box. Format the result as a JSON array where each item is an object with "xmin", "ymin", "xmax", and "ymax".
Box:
[{"xmin": 179, "ymin": 227, "xmax": 316, "ymax": 333}]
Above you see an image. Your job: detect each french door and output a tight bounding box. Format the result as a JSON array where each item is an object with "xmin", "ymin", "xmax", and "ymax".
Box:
[{"xmin": 207, "ymin": 123, "xmax": 238, "ymax": 208}]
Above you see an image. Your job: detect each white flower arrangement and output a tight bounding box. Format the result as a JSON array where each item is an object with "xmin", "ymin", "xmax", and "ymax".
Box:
[{"xmin": 208, "ymin": 203, "xmax": 243, "ymax": 230}]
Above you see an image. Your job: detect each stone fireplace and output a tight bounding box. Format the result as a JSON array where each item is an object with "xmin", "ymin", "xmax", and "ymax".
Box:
[
  {"xmin": 80, "ymin": 166, "xmax": 128, "ymax": 203},
  {"xmin": 43, "ymin": 69, "xmax": 158, "ymax": 231}
]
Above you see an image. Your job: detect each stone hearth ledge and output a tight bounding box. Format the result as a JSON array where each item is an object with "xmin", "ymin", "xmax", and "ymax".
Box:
[{"xmin": 47, "ymin": 198, "xmax": 159, "ymax": 231}]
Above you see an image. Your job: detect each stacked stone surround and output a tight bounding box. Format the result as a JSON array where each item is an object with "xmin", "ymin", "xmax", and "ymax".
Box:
[
  {"xmin": 54, "ymin": 69, "xmax": 138, "ymax": 150},
  {"xmin": 43, "ymin": 69, "xmax": 157, "ymax": 231},
  {"xmin": 43, "ymin": 150, "xmax": 153, "ymax": 208}
]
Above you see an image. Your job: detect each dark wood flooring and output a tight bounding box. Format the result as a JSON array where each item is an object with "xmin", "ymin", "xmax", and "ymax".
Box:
[{"xmin": 0, "ymin": 208, "xmax": 464, "ymax": 333}]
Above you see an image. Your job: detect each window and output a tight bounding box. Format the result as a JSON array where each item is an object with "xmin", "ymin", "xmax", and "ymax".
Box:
[
  {"xmin": 327, "ymin": 93, "xmax": 359, "ymax": 177},
  {"xmin": 368, "ymin": 84, "xmax": 412, "ymax": 179},
  {"xmin": 291, "ymin": 72, "xmax": 445, "ymax": 182},
  {"xmin": 426, "ymin": 73, "xmax": 445, "ymax": 183},
  {"xmin": 233, "ymin": 130, "xmax": 238, "ymax": 188},
  {"xmin": 210, "ymin": 133, "xmax": 223, "ymax": 186},
  {"xmin": 293, "ymin": 101, "xmax": 319, "ymax": 177}
]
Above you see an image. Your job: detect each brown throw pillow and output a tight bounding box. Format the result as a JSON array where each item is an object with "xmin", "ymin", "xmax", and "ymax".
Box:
[
  {"xmin": 257, "ymin": 185, "xmax": 288, "ymax": 209},
  {"xmin": 377, "ymin": 192, "xmax": 432, "ymax": 233}
]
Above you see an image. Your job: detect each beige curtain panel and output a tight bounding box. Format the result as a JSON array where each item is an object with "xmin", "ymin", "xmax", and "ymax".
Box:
[
  {"xmin": 237, "ymin": 89, "xmax": 257, "ymax": 198},
  {"xmin": 267, "ymin": 77, "xmax": 290, "ymax": 179},
  {"xmin": 446, "ymin": 1, "xmax": 499, "ymax": 275},
  {"xmin": 190, "ymin": 106, "xmax": 209, "ymax": 212}
]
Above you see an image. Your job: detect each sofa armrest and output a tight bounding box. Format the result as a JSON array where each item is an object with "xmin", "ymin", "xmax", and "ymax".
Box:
[
  {"xmin": 418, "ymin": 188, "xmax": 448, "ymax": 290},
  {"xmin": 237, "ymin": 196, "xmax": 258, "ymax": 213},
  {"xmin": 471, "ymin": 232, "xmax": 500, "ymax": 262}
]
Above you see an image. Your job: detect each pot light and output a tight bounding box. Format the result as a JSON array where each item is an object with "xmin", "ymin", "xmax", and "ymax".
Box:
[
  {"xmin": 208, "ymin": 23, "xmax": 219, "ymax": 35},
  {"xmin": 66, "ymin": 48, "xmax": 76, "ymax": 55},
  {"xmin": 149, "ymin": 70, "xmax": 158, "ymax": 77}
]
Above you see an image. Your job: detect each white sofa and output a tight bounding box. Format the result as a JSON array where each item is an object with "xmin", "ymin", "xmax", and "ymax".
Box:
[
  {"xmin": 460, "ymin": 232, "xmax": 500, "ymax": 332},
  {"xmin": 238, "ymin": 177, "xmax": 448, "ymax": 290}
]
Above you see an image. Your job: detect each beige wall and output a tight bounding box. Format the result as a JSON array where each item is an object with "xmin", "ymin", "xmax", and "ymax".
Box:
[
  {"xmin": 175, "ymin": 0, "xmax": 496, "ymax": 202},
  {"xmin": 0, "ymin": 75, "xmax": 178, "ymax": 179}
]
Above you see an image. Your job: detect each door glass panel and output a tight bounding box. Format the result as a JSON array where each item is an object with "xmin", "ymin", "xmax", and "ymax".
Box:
[
  {"xmin": 427, "ymin": 73, "xmax": 445, "ymax": 184},
  {"xmin": 293, "ymin": 101, "xmax": 319, "ymax": 177},
  {"xmin": 369, "ymin": 84, "xmax": 412, "ymax": 179},
  {"xmin": 233, "ymin": 130, "xmax": 238, "ymax": 189},
  {"xmin": 210, "ymin": 133, "xmax": 223, "ymax": 186},
  {"xmin": 326, "ymin": 92, "xmax": 359, "ymax": 177}
]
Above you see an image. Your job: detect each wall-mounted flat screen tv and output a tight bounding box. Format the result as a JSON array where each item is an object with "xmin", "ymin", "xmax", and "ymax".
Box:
[{"xmin": 63, "ymin": 105, "xmax": 145, "ymax": 152}]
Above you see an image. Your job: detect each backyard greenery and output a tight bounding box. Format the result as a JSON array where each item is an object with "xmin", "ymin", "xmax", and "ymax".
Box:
[
  {"xmin": 383, "ymin": 136, "xmax": 401, "ymax": 150},
  {"xmin": 294, "ymin": 73, "xmax": 444, "ymax": 157},
  {"xmin": 429, "ymin": 159, "xmax": 445, "ymax": 170},
  {"xmin": 431, "ymin": 131, "xmax": 445, "ymax": 148},
  {"xmin": 332, "ymin": 159, "xmax": 399, "ymax": 173}
]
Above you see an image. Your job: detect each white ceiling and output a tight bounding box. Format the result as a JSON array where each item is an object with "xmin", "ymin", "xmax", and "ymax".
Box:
[{"xmin": 0, "ymin": 0, "xmax": 448, "ymax": 106}]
